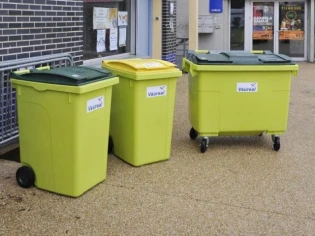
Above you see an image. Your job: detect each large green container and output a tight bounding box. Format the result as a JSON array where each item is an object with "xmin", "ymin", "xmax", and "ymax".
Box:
[
  {"xmin": 10, "ymin": 66, "xmax": 119, "ymax": 197},
  {"xmin": 102, "ymin": 59, "xmax": 182, "ymax": 166},
  {"xmin": 183, "ymin": 51, "xmax": 299, "ymax": 153}
]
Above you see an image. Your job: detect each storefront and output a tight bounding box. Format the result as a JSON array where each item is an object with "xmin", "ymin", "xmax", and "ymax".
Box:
[
  {"xmin": 231, "ymin": 0, "xmax": 311, "ymax": 61},
  {"xmin": 186, "ymin": 0, "xmax": 315, "ymax": 62}
]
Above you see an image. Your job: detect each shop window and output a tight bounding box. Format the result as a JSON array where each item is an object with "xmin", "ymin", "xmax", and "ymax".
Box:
[{"xmin": 83, "ymin": 0, "xmax": 131, "ymax": 60}]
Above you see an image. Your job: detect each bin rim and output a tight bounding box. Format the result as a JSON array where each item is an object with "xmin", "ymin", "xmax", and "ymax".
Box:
[
  {"xmin": 10, "ymin": 76, "xmax": 119, "ymax": 94},
  {"xmin": 11, "ymin": 66, "xmax": 115, "ymax": 87},
  {"xmin": 182, "ymin": 57, "xmax": 299, "ymax": 76},
  {"xmin": 102, "ymin": 59, "xmax": 182, "ymax": 80}
]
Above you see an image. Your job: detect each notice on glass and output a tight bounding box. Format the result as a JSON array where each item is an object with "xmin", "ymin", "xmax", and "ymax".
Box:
[
  {"xmin": 109, "ymin": 8, "xmax": 118, "ymax": 28},
  {"xmin": 279, "ymin": 3, "xmax": 304, "ymax": 40},
  {"xmin": 96, "ymin": 29, "xmax": 106, "ymax": 52},
  {"xmin": 252, "ymin": 3, "xmax": 274, "ymax": 40},
  {"xmin": 109, "ymin": 8, "xmax": 118, "ymax": 51},
  {"xmin": 118, "ymin": 11, "xmax": 128, "ymax": 26},
  {"xmin": 110, "ymin": 27, "xmax": 118, "ymax": 51},
  {"xmin": 93, "ymin": 8, "xmax": 109, "ymax": 30},
  {"xmin": 119, "ymin": 27, "xmax": 126, "ymax": 47}
]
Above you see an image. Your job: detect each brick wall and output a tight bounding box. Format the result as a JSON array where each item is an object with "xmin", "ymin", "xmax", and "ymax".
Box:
[
  {"xmin": 162, "ymin": 0, "xmax": 177, "ymax": 64},
  {"xmin": 0, "ymin": 0, "xmax": 84, "ymax": 65}
]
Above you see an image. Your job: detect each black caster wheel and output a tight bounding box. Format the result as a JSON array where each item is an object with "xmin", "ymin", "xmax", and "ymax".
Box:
[
  {"xmin": 108, "ymin": 136, "xmax": 113, "ymax": 154},
  {"xmin": 273, "ymin": 136, "xmax": 280, "ymax": 151},
  {"xmin": 16, "ymin": 166, "xmax": 35, "ymax": 188},
  {"xmin": 200, "ymin": 139, "xmax": 208, "ymax": 153},
  {"xmin": 189, "ymin": 127, "xmax": 198, "ymax": 140}
]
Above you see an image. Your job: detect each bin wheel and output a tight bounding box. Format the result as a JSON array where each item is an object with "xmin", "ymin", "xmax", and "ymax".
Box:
[
  {"xmin": 273, "ymin": 136, "xmax": 280, "ymax": 151},
  {"xmin": 200, "ymin": 139, "xmax": 208, "ymax": 153},
  {"xmin": 189, "ymin": 127, "xmax": 198, "ymax": 140},
  {"xmin": 108, "ymin": 136, "xmax": 113, "ymax": 154},
  {"xmin": 16, "ymin": 166, "xmax": 35, "ymax": 188}
]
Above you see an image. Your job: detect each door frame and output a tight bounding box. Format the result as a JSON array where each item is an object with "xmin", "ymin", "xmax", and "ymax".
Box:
[{"xmin": 244, "ymin": 0, "xmax": 307, "ymax": 61}]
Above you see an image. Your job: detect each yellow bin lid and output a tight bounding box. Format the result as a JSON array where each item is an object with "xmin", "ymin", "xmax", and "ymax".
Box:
[{"xmin": 102, "ymin": 59, "xmax": 182, "ymax": 80}]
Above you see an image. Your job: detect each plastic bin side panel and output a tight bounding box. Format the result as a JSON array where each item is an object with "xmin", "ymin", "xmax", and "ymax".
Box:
[
  {"xmin": 74, "ymin": 87, "xmax": 111, "ymax": 196},
  {"xmin": 50, "ymin": 88, "xmax": 111, "ymax": 197},
  {"xmin": 220, "ymin": 71, "xmax": 291, "ymax": 134},
  {"xmin": 16, "ymin": 85, "xmax": 54, "ymax": 190},
  {"xmin": 132, "ymin": 77, "xmax": 177, "ymax": 166},
  {"xmin": 267, "ymin": 73, "xmax": 292, "ymax": 134},
  {"xmin": 110, "ymin": 77, "xmax": 136, "ymax": 164},
  {"xmin": 218, "ymin": 71, "xmax": 270, "ymax": 133},
  {"xmin": 188, "ymin": 73, "xmax": 220, "ymax": 136},
  {"xmin": 188, "ymin": 70, "xmax": 292, "ymax": 136}
]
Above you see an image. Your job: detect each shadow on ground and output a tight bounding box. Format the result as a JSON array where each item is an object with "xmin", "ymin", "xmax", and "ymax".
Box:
[{"xmin": 0, "ymin": 148, "xmax": 20, "ymax": 163}]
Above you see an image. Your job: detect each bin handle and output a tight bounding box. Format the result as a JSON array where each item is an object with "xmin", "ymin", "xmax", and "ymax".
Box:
[
  {"xmin": 194, "ymin": 50, "xmax": 210, "ymax": 54},
  {"xmin": 182, "ymin": 58, "xmax": 189, "ymax": 73},
  {"xmin": 250, "ymin": 50, "xmax": 264, "ymax": 54},
  {"xmin": 35, "ymin": 66, "xmax": 50, "ymax": 71},
  {"xmin": 182, "ymin": 58, "xmax": 198, "ymax": 77},
  {"xmin": 13, "ymin": 66, "xmax": 51, "ymax": 76},
  {"xmin": 14, "ymin": 69, "xmax": 31, "ymax": 75}
]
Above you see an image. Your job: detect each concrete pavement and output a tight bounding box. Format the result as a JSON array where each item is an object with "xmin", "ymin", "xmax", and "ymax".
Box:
[{"xmin": 1, "ymin": 62, "xmax": 315, "ymax": 235}]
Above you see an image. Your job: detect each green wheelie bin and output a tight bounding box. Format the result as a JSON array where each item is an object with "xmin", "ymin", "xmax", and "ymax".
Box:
[
  {"xmin": 10, "ymin": 66, "xmax": 119, "ymax": 197},
  {"xmin": 102, "ymin": 59, "xmax": 182, "ymax": 166},
  {"xmin": 183, "ymin": 51, "xmax": 299, "ymax": 153}
]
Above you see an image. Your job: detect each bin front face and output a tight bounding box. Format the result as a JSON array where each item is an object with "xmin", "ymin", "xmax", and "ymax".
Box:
[
  {"xmin": 12, "ymin": 67, "xmax": 118, "ymax": 197},
  {"xmin": 188, "ymin": 66, "xmax": 294, "ymax": 137},
  {"xmin": 110, "ymin": 76, "xmax": 177, "ymax": 166},
  {"xmin": 103, "ymin": 59, "xmax": 182, "ymax": 166},
  {"xmin": 15, "ymin": 82, "xmax": 114, "ymax": 197}
]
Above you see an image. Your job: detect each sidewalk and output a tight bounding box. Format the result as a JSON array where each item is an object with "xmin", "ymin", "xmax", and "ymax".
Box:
[{"xmin": 1, "ymin": 63, "xmax": 315, "ymax": 235}]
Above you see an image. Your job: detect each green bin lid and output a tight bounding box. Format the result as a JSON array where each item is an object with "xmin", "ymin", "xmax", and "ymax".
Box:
[
  {"xmin": 12, "ymin": 66, "xmax": 114, "ymax": 86},
  {"xmin": 187, "ymin": 51, "xmax": 295, "ymax": 65}
]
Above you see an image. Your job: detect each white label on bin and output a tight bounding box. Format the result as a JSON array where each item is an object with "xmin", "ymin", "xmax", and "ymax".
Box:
[
  {"xmin": 143, "ymin": 62, "xmax": 164, "ymax": 68},
  {"xmin": 237, "ymin": 83, "xmax": 258, "ymax": 92},
  {"xmin": 87, "ymin": 95, "xmax": 104, "ymax": 113},
  {"xmin": 147, "ymin": 85, "xmax": 167, "ymax": 98}
]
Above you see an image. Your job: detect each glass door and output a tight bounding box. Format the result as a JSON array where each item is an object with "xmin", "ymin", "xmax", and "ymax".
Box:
[{"xmin": 278, "ymin": 2, "xmax": 305, "ymax": 58}]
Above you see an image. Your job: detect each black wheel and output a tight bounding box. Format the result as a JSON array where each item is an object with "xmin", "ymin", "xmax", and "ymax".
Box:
[
  {"xmin": 273, "ymin": 136, "xmax": 280, "ymax": 151},
  {"xmin": 16, "ymin": 166, "xmax": 35, "ymax": 188},
  {"xmin": 189, "ymin": 127, "xmax": 198, "ymax": 140},
  {"xmin": 108, "ymin": 136, "xmax": 113, "ymax": 154},
  {"xmin": 200, "ymin": 139, "xmax": 208, "ymax": 153}
]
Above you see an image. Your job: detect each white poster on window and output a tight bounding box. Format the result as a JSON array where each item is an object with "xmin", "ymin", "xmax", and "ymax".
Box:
[
  {"xmin": 109, "ymin": 8, "xmax": 118, "ymax": 29},
  {"xmin": 109, "ymin": 8, "xmax": 118, "ymax": 51},
  {"xmin": 118, "ymin": 11, "xmax": 128, "ymax": 26},
  {"xmin": 96, "ymin": 29, "xmax": 106, "ymax": 52},
  {"xmin": 110, "ymin": 27, "xmax": 118, "ymax": 51},
  {"xmin": 93, "ymin": 8, "xmax": 109, "ymax": 30},
  {"xmin": 119, "ymin": 27, "xmax": 127, "ymax": 47}
]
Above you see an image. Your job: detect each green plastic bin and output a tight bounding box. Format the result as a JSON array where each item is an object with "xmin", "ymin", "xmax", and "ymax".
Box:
[
  {"xmin": 183, "ymin": 51, "xmax": 299, "ymax": 153},
  {"xmin": 10, "ymin": 66, "xmax": 119, "ymax": 197},
  {"xmin": 102, "ymin": 59, "xmax": 182, "ymax": 166}
]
